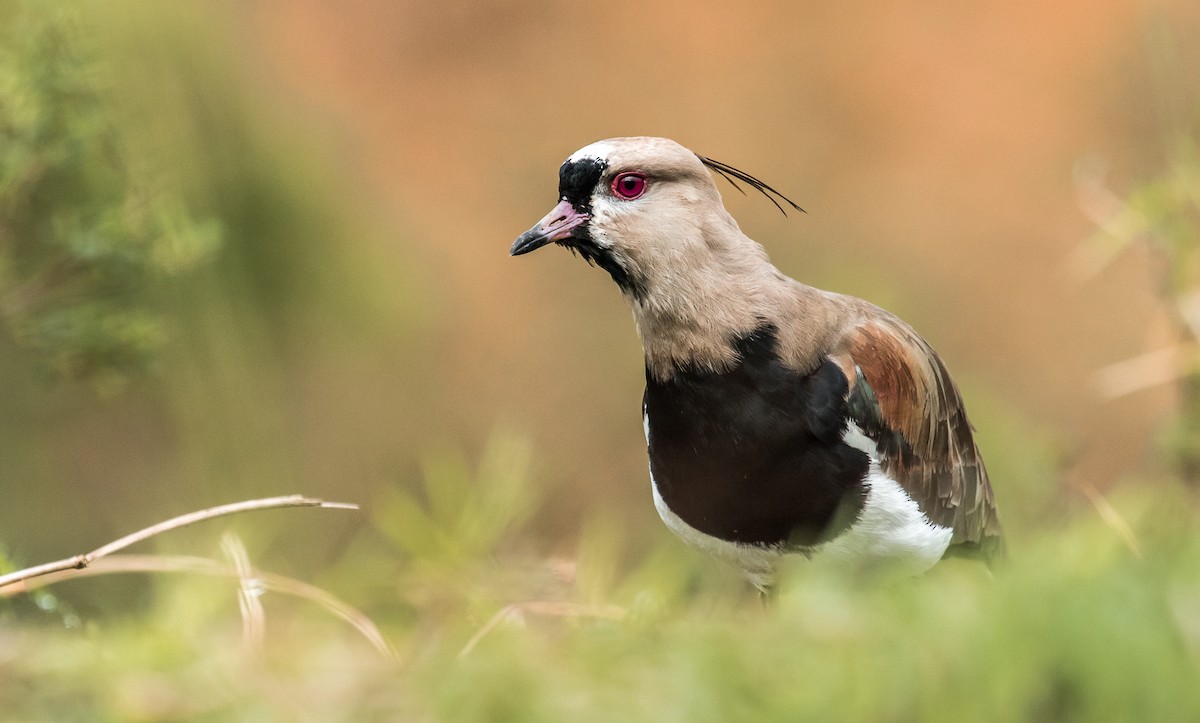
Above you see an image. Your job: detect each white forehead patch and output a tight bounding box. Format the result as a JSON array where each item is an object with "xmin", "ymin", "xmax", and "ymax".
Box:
[{"xmin": 567, "ymin": 140, "xmax": 615, "ymax": 164}]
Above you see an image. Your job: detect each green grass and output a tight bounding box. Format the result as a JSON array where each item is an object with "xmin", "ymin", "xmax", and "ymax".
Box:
[{"xmin": 2, "ymin": 443, "xmax": 1198, "ymax": 722}]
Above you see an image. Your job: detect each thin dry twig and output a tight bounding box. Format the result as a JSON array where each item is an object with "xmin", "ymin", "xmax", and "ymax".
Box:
[
  {"xmin": 0, "ymin": 495, "xmax": 358, "ymax": 592},
  {"xmin": 1077, "ymin": 482, "xmax": 1144, "ymax": 561},
  {"xmin": 1067, "ymin": 156, "xmax": 1150, "ymax": 282},
  {"xmin": 1094, "ymin": 343, "xmax": 1200, "ymax": 399},
  {"xmin": 6, "ymin": 553, "xmax": 397, "ymax": 660},
  {"xmin": 221, "ymin": 533, "xmax": 266, "ymax": 654},
  {"xmin": 458, "ymin": 601, "xmax": 627, "ymax": 659}
]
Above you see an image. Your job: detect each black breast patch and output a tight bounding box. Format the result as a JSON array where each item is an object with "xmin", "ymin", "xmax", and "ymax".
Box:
[{"xmin": 644, "ymin": 324, "xmax": 869, "ymax": 547}]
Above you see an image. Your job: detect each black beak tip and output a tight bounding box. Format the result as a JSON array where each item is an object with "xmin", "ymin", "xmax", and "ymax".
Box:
[{"xmin": 510, "ymin": 230, "xmax": 550, "ymax": 257}]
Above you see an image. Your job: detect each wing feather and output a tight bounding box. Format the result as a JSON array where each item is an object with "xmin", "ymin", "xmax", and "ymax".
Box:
[{"xmin": 840, "ymin": 314, "xmax": 1004, "ymax": 561}]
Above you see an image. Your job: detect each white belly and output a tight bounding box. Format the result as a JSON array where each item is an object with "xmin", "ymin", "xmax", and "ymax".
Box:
[{"xmin": 645, "ymin": 414, "xmax": 953, "ymax": 589}]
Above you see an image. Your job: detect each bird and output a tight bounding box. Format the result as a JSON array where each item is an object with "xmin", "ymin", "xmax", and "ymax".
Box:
[{"xmin": 510, "ymin": 136, "xmax": 1003, "ymax": 590}]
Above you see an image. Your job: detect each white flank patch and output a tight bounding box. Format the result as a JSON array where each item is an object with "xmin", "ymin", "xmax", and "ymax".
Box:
[
  {"xmin": 828, "ymin": 423, "xmax": 953, "ymax": 573},
  {"xmin": 643, "ymin": 413, "xmax": 953, "ymax": 588}
]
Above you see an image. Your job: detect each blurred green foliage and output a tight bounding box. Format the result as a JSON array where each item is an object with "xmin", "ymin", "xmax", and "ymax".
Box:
[
  {"xmin": 1135, "ymin": 136, "xmax": 1200, "ymax": 480},
  {"xmin": 0, "ymin": 0, "xmax": 428, "ymax": 571},
  {"xmin": 1081, "ymin": 110, "xmax": 1200, "ymax": 481},
  {"xmin": 2, "ymin": 440, "xmax": 1198, "ymax": 722},
  {"xmin": 0, "ymin": 2, "xmax": 220, "ymax": 393}
]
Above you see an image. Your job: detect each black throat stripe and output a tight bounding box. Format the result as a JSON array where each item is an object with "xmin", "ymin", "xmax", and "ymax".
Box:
[
  {"xmin": 644, "ymin": 324, "xmax": 869, "ymax": 547},
  {"xmin": 553, "ymin": 156, "xmax": 646, "ymax": 299}
]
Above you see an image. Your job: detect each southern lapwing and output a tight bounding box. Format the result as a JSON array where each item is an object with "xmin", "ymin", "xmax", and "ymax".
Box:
[{"xmin": 510, "ymin": 137, "xmax": 1003, "ymax": 590}]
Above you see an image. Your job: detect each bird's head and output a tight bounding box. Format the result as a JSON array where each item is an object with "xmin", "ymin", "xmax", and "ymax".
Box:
[{"xmin": 509, "ymin": 137, "xmax": 801, "ymax": 303}]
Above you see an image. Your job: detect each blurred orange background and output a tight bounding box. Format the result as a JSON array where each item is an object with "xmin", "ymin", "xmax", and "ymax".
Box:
[{"xmin": 5, "ymin": 0, "xmax": 1199, "ymax": 569}]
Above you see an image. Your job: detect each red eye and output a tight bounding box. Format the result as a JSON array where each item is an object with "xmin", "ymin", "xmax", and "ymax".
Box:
[{"xmin": 611, "ymin": 172, "xmax": 648, "ymax": 200}]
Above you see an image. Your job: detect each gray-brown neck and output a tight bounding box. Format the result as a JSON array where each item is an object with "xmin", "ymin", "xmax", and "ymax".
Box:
[{"xmin": 623, "ymin": 219, "xmax": 851, "ymax": 381}]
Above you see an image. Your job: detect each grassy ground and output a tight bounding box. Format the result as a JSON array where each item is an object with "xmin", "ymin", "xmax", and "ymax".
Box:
[{"xmin": 2, "ymin": 443, "xmax": 1198, "ymax": 722}]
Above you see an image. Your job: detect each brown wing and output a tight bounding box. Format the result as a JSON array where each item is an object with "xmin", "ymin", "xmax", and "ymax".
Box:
[{"xmin": 836, "ymin": 313, "xmax": 1004, "ymax": 561}]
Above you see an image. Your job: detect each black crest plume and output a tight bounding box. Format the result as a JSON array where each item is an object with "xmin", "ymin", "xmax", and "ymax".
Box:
[{"xmin": 696, "ymin": 155, "xmax": 805, "ymax": 216}]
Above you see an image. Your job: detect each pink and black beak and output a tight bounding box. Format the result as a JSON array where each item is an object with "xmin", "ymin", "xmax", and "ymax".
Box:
[{"xmin": 510, "ymin": 199, "xmax": 591, "ymax": 256}]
